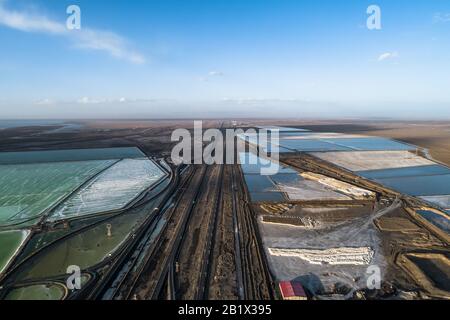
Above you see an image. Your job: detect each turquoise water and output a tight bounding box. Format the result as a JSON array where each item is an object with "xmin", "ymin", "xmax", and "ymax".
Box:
[
  {"xmin": 269, "ymin": 173, "xmax": 303, "ymax": 186},
  {"xmin": 279, "ymin": 132, "xmax": 314, "ymax": 137},
  {"xmin": 358, "ymin": 165, "xmax": 450, "ymax": 179},
  {"xmin": 239, "ymin": 152, "xmax": 297, "ymax": 174},
  {"xmin": 0, "ymin": 120, "xmax": 64, "ymax": 129},
  {"xmin": 256, "ymin": 126, "xmax": 310, "ymax": 132},
  {"xmin": 322, "ymin": 137, "xmax": 415, "ymax": 151},
  {"xmin": 0, "ymin": 147, "xmax": 146, "ymax": 165},
  {"xmin": 263, "ymin": 145, "xmax": 295, "ymax": 153},
  {"xmin": 239, "ymin": 152, "xmax": 300, "ymax": 202},
  {"xmin": 0, "ymin": 160, "xmax": 115, "ymax": 225},
  {"xmin": 244, "ymin": 174, "xmax": 277, "ymax": 193},
  {"xmin": 376, "ymin": 174, "xmax": 450, "ymax": 196},
  {"xmin": 278, "ymin": 139, "xmax": 351, "ymax": 152}
]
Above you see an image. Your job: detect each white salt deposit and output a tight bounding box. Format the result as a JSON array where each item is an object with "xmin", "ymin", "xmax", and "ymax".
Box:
[
  {"xmin": 50, "ymin": 159, "xmax": 165, "ymax": 220},
  {"xmin": 268, "ymin": 247, "xmax": 374, "ymax": 265}
]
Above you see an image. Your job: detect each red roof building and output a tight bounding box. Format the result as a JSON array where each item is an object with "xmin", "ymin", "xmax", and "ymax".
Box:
[{"xmin": 279, "ymin": 281, "xmax": 308, "ymax": 300}]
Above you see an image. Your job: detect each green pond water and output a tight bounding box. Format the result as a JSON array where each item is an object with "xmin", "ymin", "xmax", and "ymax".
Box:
[
  {"xmin": 0, "ymin": 147, "xmax": 146, "ymax": 165},
  {"xmin": 49, "ymin": 159, "xmax": 165, "ymax": 221},
  {"xmin": 0, "ymin": 160, "xmax": 115, "ymax": 226},
  {"xmin": 0, "ymin": 230, "xmax": 30, "ymax": 275},
  {"xmin": 5, "ymin": 283, "xmax": 67, "ymax": 300},
  {"xmin": 17, "ymin": 211, "xmax": 145, "ymax": 281}
]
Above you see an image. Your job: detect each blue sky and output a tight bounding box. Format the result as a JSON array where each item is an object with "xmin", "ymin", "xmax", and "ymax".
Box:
[{"xmin": 0, "ymin": 0, "xmax": 449, "ymax": 119}]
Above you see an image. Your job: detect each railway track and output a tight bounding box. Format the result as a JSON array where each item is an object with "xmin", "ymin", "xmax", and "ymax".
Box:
[
  {"xmin": 103, "ymin": 124, "xmax": 276, "ymax": 300},
  {"xmin": 232, "ymin": 164, "xmax": 276, "ymax": 300},
  {"xmin": 168, "ymin": 164, "xmax": 210, "ymax": 299},
  {"xmin": 126, "ymin": 165, "xmax": 208, "ymax": 299},
  {"xmin": 199, "ymin": 164, "xmax": 224, "ymax": 299},
  {"xmin": 171, "ymin": 165, "xmax": 223, "ymax": 299},
  {"xmin": 99, "ymin": 164, "xmax": 190, "ymax": 299},
  {"xmin": 106, "ymin": 164, "xmax": 200, "ymax": 299},
  {"xmin": 230, "ymin": 165, "xmax": 245, "ymax": 299}
]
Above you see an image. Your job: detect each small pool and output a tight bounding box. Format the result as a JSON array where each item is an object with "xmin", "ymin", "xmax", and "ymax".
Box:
[
  {"xmin": 244, "ymin": 175, "xmax": 277, "ymax": 193},
  {"xmin": 249, "ymin": 192, "xmax": 286, "ymax": 202},
  {"xmin": 322, "ymin": 138, "xmax": 415, "ymax": 151},
  {"xmin": 0, "ymin": 147, "xmax": 146, "ymax": 165},
  {"xmin": 269, "ymin": 173, "xmax": 304, "ymax": 185},
  {"xmin": 417, "ymin": 210, "xmax": 450, "ymax": 233},
  {"xmin": 278, "ymin": 139, "xmax": 351, "ymax": 152},
  {"xmin": 358, "ymin": 164, "xmax": 450, "ymax": 179},
  {"xmin": 374, "ymin": 174, "xmax": 450, "ymax": 196}
]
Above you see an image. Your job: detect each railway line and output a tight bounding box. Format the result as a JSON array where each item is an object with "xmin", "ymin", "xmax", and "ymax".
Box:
[
  {"xmin": 0, "ymin": 158, "xmax": 172, "ymax": 294},
  {"xmin": 172, "ymin": 165, "xmax": 223, "ymax": 299},
  {"xmin": 106, "ymin": 165, "xmax": 203, "ymax": 299},
  {"xmin": 102, "ymin": 128, "xmax": 276, "ymax": 300},
  {"xmin": 232, "ymin": 165, "xmax": 276, "ymax": 300},
  {"xmin": 99, "ymin": 164, "xmax": 190, "ymax": 300},
  {"xmin": 197, "ymin": 164, "xmax": 224, "ymax": 299},
  {"xmin": 122, "ymin": 165, "xmax": 210, "ymax": 299}
]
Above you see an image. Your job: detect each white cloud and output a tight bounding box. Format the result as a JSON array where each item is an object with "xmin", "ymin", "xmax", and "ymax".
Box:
[
  {"xmin": 0, "ymin": 1, "xmax": 145, "ymax": 64},
  {"xmin": 74, "ymin": 29, "xmax": 145, "ymax": 64},
  {"xmin": 433, "ymin": 12, "xmax": 450, "ymax": 23},
  {"xmin": 208, "ymin": 71, "xmax": 224, "ymax": 77},
  {"xmin": 378, "ymin": 51, "xmax": 399, "ymax": 62},
  {"xmin": 35, "ymin": 98, "xmax": 55, "ymax": 105},
  {"xmin": 77, "ymin": 97, "xmax": 132, "ymax": 104},
  {"xmin": 0, "ymin": 4, "xmax": 65, "ymax": 34},
  {"xmin": 199, "ymin": 70, "xmax": 225, "ymax": 82},
  {"xmin": 77, "ymin": 97, "xmax": 103, "ymax": 104}
]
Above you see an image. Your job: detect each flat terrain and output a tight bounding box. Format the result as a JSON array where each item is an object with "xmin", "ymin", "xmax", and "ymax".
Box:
[
  {"xmin": 242, "ymin": 120, "xmax": 450, "ymax": 166},
  {"xmin": 0, "ymin": 119, "xmax": 449, "ymax": 300}
]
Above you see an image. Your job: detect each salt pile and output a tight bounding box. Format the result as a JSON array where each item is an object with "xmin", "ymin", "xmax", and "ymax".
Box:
[{"xmin": 268, "ymin": 247, "xmax": 374, "ymax": 265}]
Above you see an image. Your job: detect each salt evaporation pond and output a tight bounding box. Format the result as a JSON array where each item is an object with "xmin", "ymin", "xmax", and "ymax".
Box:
[
  {"xmin": 0, "ymin": 230, "xmax": 30, "ymax": 275},
  {"xmin": 5, "ymin": 283, "xmax": 67, "ymax": 300},
  {"xmin": 374, "ymin": 174, "xmax": 450, "ymax": 197},
  {"xmin": 358, "ymin": 164, "xmax": 450, "ymax": 180},
  {"xmin": 321, "ymin": 137, "xmax": 415, "ymax": 151},
  {"xmin": 0, "ymin": 160, "xmax": 115, "ymax": 226},
  {"xmin": 49, "ymin": 158, "xmax": 165, "ymax": 220},
  {"xmin": 417, "ymin": 210, "xmax": 450, "ymax": 233},
  {"xmin": 0, "ymin": 147, "xmax": 146, "ymax": 165},
  {"xmin": 17, "ymin": 210, "xmax": 147, "ymax": 281},
  {"xmin": 277, "ymin": 139, "xmax": 351, "ymax": 152}
]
